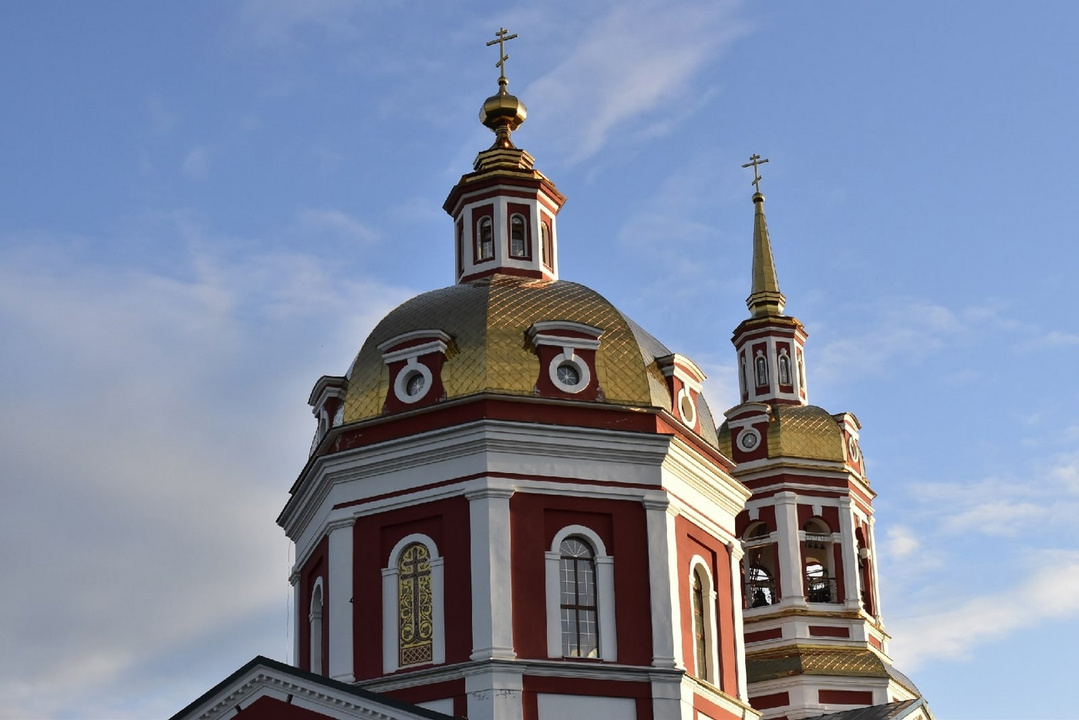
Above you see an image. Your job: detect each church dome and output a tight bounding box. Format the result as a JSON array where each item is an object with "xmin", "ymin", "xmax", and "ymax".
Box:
[
  {"xmin": 340, "ymin": 273, "xmax": 720, "ymax": 448},
  {"xmin": 717, "ymin": 403, "xmax": 847, "ymax": 463}
]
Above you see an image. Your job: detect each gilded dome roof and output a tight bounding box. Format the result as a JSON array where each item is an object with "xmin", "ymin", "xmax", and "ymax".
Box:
[
  {"xmin": 718, "ymin": 403, "xmax": 845, "ymax": 462},
  {"xmin": 342, "ymin": 273, "xmax": 719, "ymax": 447}
]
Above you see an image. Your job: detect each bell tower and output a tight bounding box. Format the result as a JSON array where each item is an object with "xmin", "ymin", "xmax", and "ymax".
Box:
[{"xmin": 719, "ymin": 157, "xmax": 926, "ymax": 719}]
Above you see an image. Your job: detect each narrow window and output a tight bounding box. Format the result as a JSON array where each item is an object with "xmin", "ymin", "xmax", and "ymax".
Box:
[
  {"xmin": 754, "ymin": 353, "xmax": 768, "ymax": 387},
  {"xmin": 560, "ymin": 537, "xmax": 598, "ymax": 657},
  {"xmin": 510, "ymin": 214, "xmax": 528, "ymax": 258},
  {"xmin": 540, "ymin": 222, "xmax": 552, "ymax": 268},
  {"xmin": 398, "ymin": 542, "xmax": 434, "ymax": 666},
  {"xmin": 692, "ymin": 569, "xmax": 708, "ymax": 680},
  {"xmin": 476, "ymin": 217, "xmax": 494, "ymax": 262},
  {"xmin": 309, "ymin": 581, "xmax": 324, "ymax": 674},
  {"xmin": 778, "ymin": 352, "xmax": 791, "ymax": 385}
]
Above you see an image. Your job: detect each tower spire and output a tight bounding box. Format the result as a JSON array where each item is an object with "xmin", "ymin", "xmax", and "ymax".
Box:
[{"xmin": 741, "ymin": 155, "xmax": 786, "ymax": 317}]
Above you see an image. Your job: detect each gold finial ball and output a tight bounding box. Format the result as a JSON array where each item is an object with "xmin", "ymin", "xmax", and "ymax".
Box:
[{"xmin": 480, "ymin": 90, "xmax": 527, "ymax": 133}]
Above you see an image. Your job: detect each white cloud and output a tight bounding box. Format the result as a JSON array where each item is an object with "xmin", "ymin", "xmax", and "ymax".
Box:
[
  {"xmin": 885, "ymin": 524, "xmax": 921, "ymax": 559},
  {"xmin": 525, "ymin": 0, "xmax": 747, "ymax": 163},
  {"xmin": 0, "ymin": 225, "xmax": 412, "ymax": 718},
  {"xmin": 181, "ymin": 145, "xmax": 211, "ymax": 180},
  {"xmin": 889, "ymin": 552, "xmax": 1079, "ymax": 670},
  {"xmin": 815, "ymin": 300, "xmax": 965, "ymax": 382}
]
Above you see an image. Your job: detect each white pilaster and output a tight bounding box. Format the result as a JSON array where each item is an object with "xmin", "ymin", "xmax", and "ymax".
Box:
[
  {"xmin": 327, "ymin": 520, "xmax": 355, "ymax": 681},
  {"xmin": 868, "ymin": 516, "xmax": 884, "ymax": 624},
  {"xmin": 467, "ymin": 485, "xmax": 516, "ymax": 661},
  {"xmin": 775, "ymin": 491, "xmax": 802, "ymax": 601},
  {"xmin": 838, "ymin": 498, "xmax": 860, "ymax": 610},
  {"xmin": 466, "ymin": 667, "xmax": 524, "ymax": 720},
  {"xmin": 644, "ymin": 494, "xmax": 682, "ymax": 669},
  {"xmin": 728, "ymin": 541, "xmax": 749, "ymax": 700},
  {"xmin": 290, "ymin": 571, "xmax": 300, "ymax": 667}
]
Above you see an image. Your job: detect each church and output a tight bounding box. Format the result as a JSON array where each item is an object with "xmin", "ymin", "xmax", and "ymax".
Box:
[{"xmin": 170, "ymin": 31, "xmax": 933, "ymax": 720}]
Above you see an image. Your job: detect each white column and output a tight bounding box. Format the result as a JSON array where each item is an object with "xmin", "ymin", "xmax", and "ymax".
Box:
[
  {"xmin": 728, "ymin": 541, "xmax": 749, "ymax": 700},
  {"xmin": 838, "ymin": 498, "xmax": 860, "ymax": 611},
  {"xmin": 289, "ymin": 569, "xmax": 301, "ymax": 667},
  {"xmin": 644, "ymin": 494, "xmax": 682, "ymax": 669},
  {"xmin": 467, "ymin": 485, "xmax": 516, "ymax": 661},
  {"xmin": 327, "ymin": 520, "xmax": 355, "ymax": 681},
  {"xmin": 775, "ymin": 491, "xmax": 802, "ymax": 601},
  {"xmin": 381, "ymin": 565, "xmax": 398, "ymax": 673}
]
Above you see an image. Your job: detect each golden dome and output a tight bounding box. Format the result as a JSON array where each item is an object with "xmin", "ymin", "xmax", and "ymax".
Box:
[
  {"xmin": 342, "ymin": 274, "xmax": 720, "ymax": 446},
  {"xmin": 718, "ymin": 404, "xmax": 845, "ymax": 462}
]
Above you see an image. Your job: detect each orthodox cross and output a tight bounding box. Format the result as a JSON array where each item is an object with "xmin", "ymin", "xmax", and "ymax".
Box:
[
  {"xmin": 741, "ymin": 154, "xmax": 770, "ymax": 194},
  {"xmin": 486, "ymin": 27, "xmax": 518, "ymax": 80}
]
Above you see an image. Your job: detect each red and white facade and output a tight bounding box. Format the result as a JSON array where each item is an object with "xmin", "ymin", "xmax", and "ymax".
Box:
[{"xmin": 272, "ymin": 82, "xmax": 759, "ymax": 720}]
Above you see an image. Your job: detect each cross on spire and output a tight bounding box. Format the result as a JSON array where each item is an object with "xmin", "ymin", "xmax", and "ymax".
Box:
[
  {"xmin": 741, "ymin": 153, "xmax": 770, "ymax": 194},
  {"xmin": 486, "ymin": 27, "xmax": 518, "ymax": 83}
]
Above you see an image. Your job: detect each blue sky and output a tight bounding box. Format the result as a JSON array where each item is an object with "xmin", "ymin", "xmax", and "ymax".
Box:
[{"xmin": 1, "ymin": 2, "xmax": 1077, "ymax": 718}]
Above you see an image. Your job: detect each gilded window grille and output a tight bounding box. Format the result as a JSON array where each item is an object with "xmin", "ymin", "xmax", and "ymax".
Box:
[{"xmin": 398, "ymin": 542, "xmax": 434, "ymax": 666}]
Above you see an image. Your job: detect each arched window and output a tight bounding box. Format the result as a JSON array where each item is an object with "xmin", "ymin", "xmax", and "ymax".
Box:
[
  {"xmin": 540, "ymin": 222, "xmax": 552, "ymax": 268},
  {"xmin": 510, "ymin": 214, "xmax": 528, "ymax": 258},
  {"xmin": 559, "ymin": 537, "xmax": 598, "ymax": 657},
  {"xmin": 743, "ymin": 523, "xmax": 778, "ymax": 608},
  {"xmin": 545, "ymin": 525, "xmax": 616, "ymax": 660},
  {"xmin": 754, "ymin": 353, "xmax": 768, "ymax": 387},
  {"xmin": 398, "ymin": 542, "xmax": 433, "ymax": 666},
  {"xmin": 803, "ymin": 519, "xmax": 836, "ymax": 603},
  {"xmin": 692, "ymin": 569, "xmax": 708, "ymax": 679},
  {"xmin": 382, "ymin": 534, "xmax": 445, "ymax": 673},
  {"xmin": 476, "ymin": 216, "xmax": 494, "ymax": 261},
  {"xmin": 778, "ymin": 351, "xmax": 791, "ymax": 385},
  {"xmin": 689, "ymin": 558, "xmax": 719, "ymax": 685},
  {"xmin": 739, "ymin": 356, "xmax": 748, "ymax": 399},
  {"xmin": 309, "ymin": 578, "xmax": 324, "ymax": 674}
]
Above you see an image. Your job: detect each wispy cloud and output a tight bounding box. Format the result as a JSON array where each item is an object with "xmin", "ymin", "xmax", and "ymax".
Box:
[
  {"xmin": 181, "ymin": 145, "xmax": 211, "ymax": 180},
  {"xmin": 525, "ymin": 0, "xmax": 747, "ymax": 163},
  {"xmin": 0, "ymin": 223, "xmax": 412, "ymax": 718},
  {"xmin": 236, "ymin": 0, "xmax": 363, "ymax": 48},
  {"xmin": 889, "ymin": 551, "xmax": 1079, "ymax": 669}
]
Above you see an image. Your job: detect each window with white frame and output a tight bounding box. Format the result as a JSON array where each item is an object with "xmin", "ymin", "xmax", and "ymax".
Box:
[
  {"xmin": 309, "ymin": 577, "xmax": 324, "ymax": 674},
  {"xmin": 510, "ymin": 213, "xmax": 528, "ymax": 258},
  {"xmin": 689, "ymin": 558, "xmax": 719, "ymax": 685},
  {"xmin": 476, "ymin": 216, "xmax": 494, "ymax": 261},
  {"xmin": 382, "ymin": 534, "xmax": 445, "ymax": 673},
  {"xmin": 754, "ymin": 352, "xmax": 768, "ymax": 387},
  {"xmin": 545, "ymin": 525, "xmax": 617, "ymax": 661}
]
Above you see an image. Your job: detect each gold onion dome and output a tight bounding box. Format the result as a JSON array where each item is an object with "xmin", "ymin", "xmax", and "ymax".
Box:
[{"xmin": 480, "ymin": 78, "xmax": 527, "ymax": 150}]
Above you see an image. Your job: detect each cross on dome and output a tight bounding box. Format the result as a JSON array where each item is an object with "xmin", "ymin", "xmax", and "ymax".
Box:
[
  {"xmin": 741, "ymin": 153, "xmax": 770, "ymax": 195},
  {"xmin": 486, "ymin": 27, "xmax": 518, "ymax": 85}
]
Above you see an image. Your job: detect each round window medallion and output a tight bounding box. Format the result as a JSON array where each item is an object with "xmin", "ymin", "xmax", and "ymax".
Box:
[
  {"xmin": 739, "ymin": 428, "xmax": 761, "ymax": 451},
  {"xmin": 405, "ymin": 372, "xmax": 426, "ymax": 397},
  {"xmin": 677, "ymin": 387, "xmax": 697, "ymax": 427},
  {"xmin": 548, "ymin": 352, "xmax": 590, "ymax": 394},
  {"xmin": 556, "ymin": 362, "xmax": 580, "ymax": 386},
  {"xmin": 848, "ymin": 436, "xmax": 861, "ymax": 462},
  {"xmin": 393, "ymin": 361, "xmax": 433, "ymax": 404}
]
